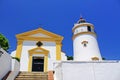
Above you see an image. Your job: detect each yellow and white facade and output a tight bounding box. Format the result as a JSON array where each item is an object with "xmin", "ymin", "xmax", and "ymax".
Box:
[{"xmin": 11, "ymin": 28, "xmax": 67, "ymax": 72}]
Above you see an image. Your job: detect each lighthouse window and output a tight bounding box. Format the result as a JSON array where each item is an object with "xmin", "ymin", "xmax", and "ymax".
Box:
[
  {"xmin": 81, "ymin": 29, "xmax": 83, "ymax": 32},
  {"xmin": 81, "ymin": 41, "xmax": 88, "ymax": 47},
  {"xmin": 91, "ymin": 57, "xmax": 99, "ymax": 61},
  {"xmin": 84, "ymin": 43, "xmax": 87, "ymax": 47},
  {"xmin": 76, "ymin": 30, "xmax": 78, "ymax": 33},
  {"xmin": 87, "ymin": 26, "xmax": 91, "ymax": 32}
]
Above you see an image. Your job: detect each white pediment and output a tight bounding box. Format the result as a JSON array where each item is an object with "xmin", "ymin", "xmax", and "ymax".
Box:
[
  {"xmin": 28, "ymin": 47, "xmax": 49, "ymax": 54},
  {"xmin": 16, "ymin": 28, "xmax": 63, "ymax": 41},
  {"xmin": 29, "ymin": 33, "xmax": 51, "ymax": 38}
]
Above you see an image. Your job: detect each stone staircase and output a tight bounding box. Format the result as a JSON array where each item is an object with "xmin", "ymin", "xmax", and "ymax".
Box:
[{"xmin": 15, "ymin": 72, "xmax": 48, "ymax": 80}]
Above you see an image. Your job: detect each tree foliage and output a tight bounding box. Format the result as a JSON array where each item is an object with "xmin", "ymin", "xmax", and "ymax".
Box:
[
  {"xmin": 102, "ymin": 57, "xmax": 106, "ymax": 60},
  {"xmin": 0, "ymin": 33, "xmax": 9, "ymax": 51},
  {"xmin": 67, "ymin": 56, "xmax": 73, "ymax": 60},
  {"xmin": 12, "ymin": 57, "xmax": 20, "ymax": 62}
]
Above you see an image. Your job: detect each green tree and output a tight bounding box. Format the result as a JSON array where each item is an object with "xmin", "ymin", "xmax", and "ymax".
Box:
[
  {"xmin": 67, "ymin": 56, "xmax": 73, "ymax": 60},
  {"xmin": 0, "ymin": 33, "xmax": 9, "ymax": 51},
  {"xmin": 12, "ymin": 57, "xmax": 20, "ymax": 62},
  {"xmin": 102, "ymin": 57, "xmax": 106, "ymax": 60}
]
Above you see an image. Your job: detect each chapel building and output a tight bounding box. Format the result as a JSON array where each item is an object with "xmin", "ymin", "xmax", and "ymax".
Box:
[{"xmin": 11, "ymin": 28, "xmax": 67, "ymax": 72}]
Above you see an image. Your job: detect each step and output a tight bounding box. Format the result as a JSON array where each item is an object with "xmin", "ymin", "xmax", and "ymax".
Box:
[
  {"xmin": 18, "ymin": 72, "xmax": 48, "ymax": 75},
  {"xmin": 16, "ymin": 75, "xmax": 47, "ymax": 78},
  {"xmin": 15, "ymin": 72, "xmax": 48, "ymax": 80},
  {"xmin": 19, "ymin": 72, "xmax": 47, "ymax": 75},
  {"xmin": 19, "ymin": 72, "xmax": 48, "ymax": 74},
  {"xmin": 15, "ymin": 78, "xmax": 48, "ymax": 80},
  {"xmin": 16, "ymin": 76, "xmax": 47, "ymax": 78},
  {"xmin": 18, "ymin": 74, "xmax": 48, "ymax": 76}
]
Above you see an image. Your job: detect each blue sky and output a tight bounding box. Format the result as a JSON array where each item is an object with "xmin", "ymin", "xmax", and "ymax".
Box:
[{"xmin": 0, "ymin": 0, "xmax": 120, "ymax": 60}]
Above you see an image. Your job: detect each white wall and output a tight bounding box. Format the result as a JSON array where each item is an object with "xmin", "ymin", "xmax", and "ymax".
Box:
[
  {"xmin": 61, "ymin": 52, "xmax": 67, "ymax": 61},
  {"xmin": 11, "ymin": 40, "xmax": 67, "ymax": 72},
  {"xmin": 73, "ymin": 34, "xmax": 102, "ymax": 61},
  {"xmin": 54, "ymin": 61, "xmax": 62, "ymax": 80},
  {"xmin": 20, "ymin": 41, "xmax": 57, "ymax": 71},
  {"xmin": 0, "ymin": 48, "xmax": 12, "ymax": 80},
  {"xmin": 54, "ymin": 61, "xmax": 120, "ymax": 80},
  {"xmin": 6, "ymin": 59, "xmax": 20, "ymax": 80},
  {"xmin": 10, "ymin": 50, "xmax": 16, "ymax": 57},
  {"xmin": 11, "ymin": 59, "xmax": 20, "ymax": 71}
]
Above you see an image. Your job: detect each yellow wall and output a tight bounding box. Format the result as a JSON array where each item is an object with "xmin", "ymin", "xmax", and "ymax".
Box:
[
  {"xmin": 56, "ymin": 41, "xmax": 62, "ymax": 60},
  {"xmin": 15, "ymin": 40, "xmax": 23, "ymax": 59}
]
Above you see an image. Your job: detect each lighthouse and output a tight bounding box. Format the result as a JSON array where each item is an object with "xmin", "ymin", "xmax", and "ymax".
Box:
[{"xmin": 72, "ymin": 17, "xmax": 102, "ymax": 61}]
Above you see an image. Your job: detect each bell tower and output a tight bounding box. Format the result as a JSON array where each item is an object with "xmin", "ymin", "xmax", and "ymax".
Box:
[{"xmin": 72, "ymin": 17, "xmax": 102, "ymax": 61}]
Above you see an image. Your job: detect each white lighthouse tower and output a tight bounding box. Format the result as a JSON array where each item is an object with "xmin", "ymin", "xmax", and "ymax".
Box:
[{"xmin": 72, "ymin": 17, "xmax": 102, "ymax": 61}]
